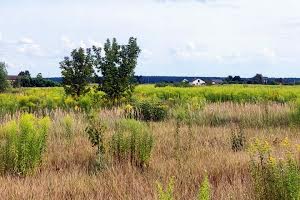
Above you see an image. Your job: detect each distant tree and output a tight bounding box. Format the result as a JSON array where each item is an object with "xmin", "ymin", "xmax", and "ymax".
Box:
[
  {"xmin": 60, "ymin": 48, "xmax": 94, "ymax": 97},
  {"xmin": 252, "ymin": 74, "xmax": 264, "ymax": 84},
  {"xmin": 225, "ymin": 75, "xmax": 233, "ymax": 83},
  {"xmin": 0, "ymin": 62, "xmax": 8, "ymax": 92},
  {"xmin": 32, "ymin": 73, "xmax": 45, "ymax": 87},
  {"xmin": 93, "ymin": 37, "xmax": 141, "ymax": 104},
  {"xmin": 232, "ymin": 76, "xmax": 242, "ymax": 83},
  {"xmin": 135, "ymin": 75, "xmax": 143, "ymax": 84},
  {"xmin": 274, "ymin": 78, "xmax": 284, "ymax": 85},
  {"xmin": 16, "ymin": 70, "xmax": 32, "ymax": 87}
]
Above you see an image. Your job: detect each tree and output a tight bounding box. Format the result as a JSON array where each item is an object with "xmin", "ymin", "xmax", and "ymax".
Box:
[
  {"xmin": 32, "ymin": 73, "xmax": 45, "ymax": 87},
  {"xmin": 60, "ymin": 48, "xmax": 94, "ymax": 97},
  {"xmin": 232, "ymin": 76, "xmax": 242, "ymax": 83},
  {"xmin": 16, "ymin": 70, "xmax": 32, "ymax": 87},
  {"xmin": 0, "ymin": 62, "xmax": 8, "ymax": 92},
  {"xmin": 93, "ymin": 37, "xmax": 141, "ymax": 104},
  {"xmin": 252, "ymin": 74, "xmax": 264, "ymax": 84},
  {"xmin": 225, "ymin": 75, "xmax": 233, "ymax": 83}
]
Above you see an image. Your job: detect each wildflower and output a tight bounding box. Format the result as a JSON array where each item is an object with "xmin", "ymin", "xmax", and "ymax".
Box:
[
  {"xmin": 268, "ymin": 156, "xmax": 276, "ymax": 166},
  {"xmin": 281, "ymin": 137, "xmax": 290, "ymax": 148},
  {"xmin": 124, "ymin": 104, "xmax": 133, "ymax": 112}
]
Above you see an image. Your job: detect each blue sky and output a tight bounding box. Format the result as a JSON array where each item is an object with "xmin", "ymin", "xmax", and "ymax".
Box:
[{"xmin": 1, "ymin": 0, "xmax": 300, "ymax": 77}]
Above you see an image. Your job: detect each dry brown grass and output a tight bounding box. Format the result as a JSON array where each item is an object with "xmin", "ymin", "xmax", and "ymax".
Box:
[{"xmin": 0, "ymin": 103, "xmax": 299, "ymax": 200}]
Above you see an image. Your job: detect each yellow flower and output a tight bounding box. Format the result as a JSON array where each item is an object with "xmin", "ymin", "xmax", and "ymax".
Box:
[
  {"xmin": 124, "ymin": 104, "xmax": 133, "ymax": 112},
  {"xmin": 281, "ymin": 137, "xmax": 290, "ymax": 148},
  {"xmin": 268, "ymin": 156, "xmax": 276, "ymax": 166}
]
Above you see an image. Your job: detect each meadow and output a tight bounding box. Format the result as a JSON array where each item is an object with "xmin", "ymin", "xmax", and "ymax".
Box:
[{"xmin": 1, "ymin": 85, "xmax": 300, "ymax": 199}]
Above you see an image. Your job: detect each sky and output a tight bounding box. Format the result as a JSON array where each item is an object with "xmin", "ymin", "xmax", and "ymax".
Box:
[{"xmin": 1, "ymin": 0, "xmax": 300, "ymax": 77}]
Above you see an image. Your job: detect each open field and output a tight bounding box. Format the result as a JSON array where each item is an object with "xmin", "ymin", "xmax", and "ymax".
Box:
[
  {"xmin": 1, "ymin": 84, "xmax": 300, "ymax": 114},
  {"xmin": 1, "ymin": 85, "xmax": 300, "ymax": 199}
]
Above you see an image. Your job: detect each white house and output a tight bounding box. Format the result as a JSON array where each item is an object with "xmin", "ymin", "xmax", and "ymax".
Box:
[{"xmin": 191, "ymin": 79, "xmax": 206, "ymax": 86}]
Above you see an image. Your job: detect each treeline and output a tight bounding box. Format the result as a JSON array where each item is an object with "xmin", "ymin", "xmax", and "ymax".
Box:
[
  {"xmin": 13, "ymin": 71, "xmax": 60, "ymax": 88},
  {"xmin": 224, "ymin": 74, "xmax": 300, "ymax": 85},
  {"xmin": 0, "ymin": 62, "xmax": 59, "ymax": 92}
]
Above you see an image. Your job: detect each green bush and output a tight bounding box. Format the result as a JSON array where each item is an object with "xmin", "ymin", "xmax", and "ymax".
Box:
[
  {"xmin": 249, "ymin": 138, "xmax": 300, "ymax": 200},
  {"xmin": 156, "ymin": 177, "xmax": 175, "ymax": 200},
  {"xmin": 111, "ymin": 119, "xmax": 154, "ymax": 168},
  {"xmin": 0, "ymin": 114, "xmax": 51, "ymax": 175},
  {"xmin": 133, "ymin": 100, "xmax": 168, "ymax": 121},
  {"xmin": 198, "ymin": 174, "xmax": 211, "ymax": 200},
  {"xmin": 86, "ymin": 118, "xmax": 106, "ymax": 170}
]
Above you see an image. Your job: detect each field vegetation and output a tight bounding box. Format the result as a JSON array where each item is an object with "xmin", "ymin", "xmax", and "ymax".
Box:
[
  {"xmin": 1, "ymin": 38, "xmax": 300, "ymax": 199},
  {"xmin": 0, "ymin": 84, "xmax": 300, "ymax": 199}
]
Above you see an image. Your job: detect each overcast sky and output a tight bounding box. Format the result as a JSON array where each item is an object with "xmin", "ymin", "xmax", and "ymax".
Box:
[{"xmin": 1, "ymin": 0, "xmax": 300, "ymax": 77}]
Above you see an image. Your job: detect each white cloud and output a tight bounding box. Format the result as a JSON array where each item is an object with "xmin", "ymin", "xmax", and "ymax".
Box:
[
  {"xmin": 88, "ymin": 39, "xmax": 102, "ymax": 48},
  {"xmin": 18, "ymin": 37, "xmax": 34, "ymax": 45},
  {"xmin": 16, "ymin": 37, "xmax": 44, "ymax": 57},
  {"xmin": 61, "ymin": 37, "xmax": 103, "ymax": 49},
  {"xmin": 141, "ymin": 49, "xmax": 153, "ymax": 60},
  {"xmin": 261, "ymin": 48, "xmax": 276, "ymax": 59},
  {"xmin": 61, "ymin": 36, "xmax": 75, "ymax": 49},
  {"xmin": 17, "ymin": 43, "xmax": 43, "ymax": 56},
  {"xmin": 79, "ymin": 40, "xmax": 87, "ymax": 48}
]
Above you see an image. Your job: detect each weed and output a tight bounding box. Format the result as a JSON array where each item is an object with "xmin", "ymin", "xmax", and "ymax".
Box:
[
  {"xmin": 249, "ymin": 138, "xmax": 300, "ymax": 200},
  {"xmin": 0, "ymin": 114, "xmax": 50, "ymax": 175},
  {"xmin": 156, "ymin": 177, "xmax": 175, "ymax": 200},
  {"xmin": 198, "ymin": 173, "xmax": 212, "ymax": 200},
  {"xmin": 111, "ymin": 119, "xmax": 154, "ymax": 168}
]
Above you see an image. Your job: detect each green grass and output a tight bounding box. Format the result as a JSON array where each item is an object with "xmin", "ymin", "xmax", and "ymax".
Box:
[{"xmin": 1, "ymin": 84, "xmax": 300, "ymax": 115}]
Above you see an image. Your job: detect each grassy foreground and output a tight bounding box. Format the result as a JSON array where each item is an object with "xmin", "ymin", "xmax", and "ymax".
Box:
[{"xmin": 0, "ymin": 85, "xmax": 300, "ymax": 199}]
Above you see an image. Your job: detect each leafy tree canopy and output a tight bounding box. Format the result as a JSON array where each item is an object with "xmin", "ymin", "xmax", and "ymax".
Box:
[
  {"xmin": 93, "ymin": 37, "xmax": 141, "ymax": 104},
  {"xmin": 60, "ymin": 48, "xmax": 94, "ymax": 97},
  {"xmin": 0, "ymin": 62, "xmax": 8, "ymax": 92}
]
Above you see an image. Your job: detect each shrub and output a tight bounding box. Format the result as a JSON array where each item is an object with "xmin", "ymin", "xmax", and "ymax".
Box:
[
  {"xmin": 86, "ymin": 118, "xmax": 106, "ymax": 170},
  {"xmin": 249, "ymin": 138, "xmax": 300, "ymax": 200},
  {"xmin": 198, "ymin": 174, "xmax": 211, "ymax": 200},
  {"xmin": 156, "ymin": 177, "xmax": 175, "ymax": 200},
  {"xmin": 111, "ymin": 119, "xmax": 154, "ymax": 168},
  {"xmin": 0, "ymin": 114, "xmax": 51, "ymax": 175},
  {"xmin": 133, "ymin": 100, "xmax": 168, "ymax": 121},
  {"xmin": 78, "ymin": 95, "xmax": 93, "ymax": 113}
]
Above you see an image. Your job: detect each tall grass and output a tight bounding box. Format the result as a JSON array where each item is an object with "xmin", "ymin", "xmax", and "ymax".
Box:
[
  {"xmin": 0, "ymin": 114, "xmax": 51, "ymax": 175},
  {"xmin": 111, "ymin": 119, "xmax": 154, "ymax": 168}
]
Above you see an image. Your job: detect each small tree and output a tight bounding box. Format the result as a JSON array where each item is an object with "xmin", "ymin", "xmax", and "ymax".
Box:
[
  {"xmin": 252, "ymin": 74, "xmax": 264, "ymax": 84},
  {"xmin": 0, "ymin": 62, "xmax": 8, "ymax": 92},
  {"xmin": 60, "ymin": 48, "xmax": 94, "ymax": 97},
  {"xmin": 16, "ymin": 70, "xmax": 32, "ymax": 87},
  {"xmin": 93, "ymin": 37, "xmax": 141, "ymax": 105}
]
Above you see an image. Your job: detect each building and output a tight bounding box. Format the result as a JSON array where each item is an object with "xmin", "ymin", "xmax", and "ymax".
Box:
[
  {"xmin": 211, "ymin": 79, "xmax": 223, "ymax": 85},
  {"xmin": 7, "ymin": 75, "xmax": 18, "ymax": 83},
  {"xmin": 191, "ymin": 79, "xmax": 206, "ymax": 86},
  {"xmin": 182, "ymin": 79, "xmax": 189, "ymax": 83}
]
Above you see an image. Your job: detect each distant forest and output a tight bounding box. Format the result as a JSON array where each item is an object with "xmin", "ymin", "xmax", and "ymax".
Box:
[{"xmin": 47, "ymin": 75, "xmax": 300, "ymax": 85}]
